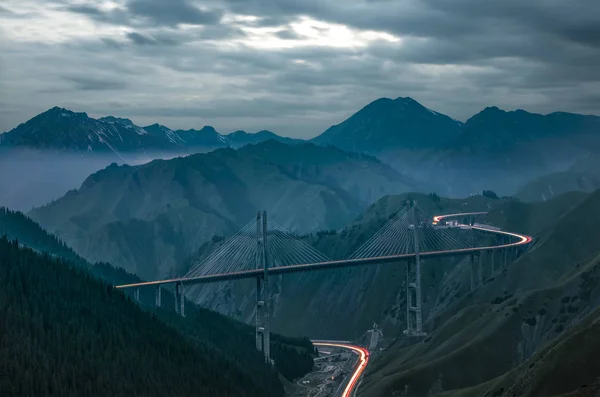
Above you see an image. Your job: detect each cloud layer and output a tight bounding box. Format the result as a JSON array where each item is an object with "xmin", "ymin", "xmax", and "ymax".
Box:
[{"xmin": 1, "ymin": 0, "xmax": 599, "ymax": 137}]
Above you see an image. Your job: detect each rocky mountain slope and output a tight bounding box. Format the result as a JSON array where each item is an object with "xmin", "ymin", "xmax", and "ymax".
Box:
[
  {"xmin": 28, "ymin": 141, "xmax": 416, "ymax": 280},
  {"xmin": 516, "ymin": 154, "xmax": 600, "ymax": 202},
  {"xmin": 357, "ymin": 189, "xmax": 600, "ymax": 396}
]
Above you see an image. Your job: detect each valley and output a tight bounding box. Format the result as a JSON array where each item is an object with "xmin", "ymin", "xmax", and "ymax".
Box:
[
  {"xmin": 3, "ymin": 0, "xmax": 600, "ymax": 394},
  {"xmin": 2, "ymin": 99, "xmax": 600, "ymax": 397}
]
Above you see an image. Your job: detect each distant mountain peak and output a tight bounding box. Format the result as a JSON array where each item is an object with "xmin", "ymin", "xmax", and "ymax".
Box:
[
  {"xmin": 199, "ymin": 126, "xmax": 217, "ymax": 133},
  {"xmin": 42, "ymin": 106, "xmax": 88, "ymax": 119},
  {"xmin": 312, "ymin": 96, "xmax": 463, "ymax": 152},
  {"xmin": 99, "ymin": 116, "xmax": 135, "ymax": 126},
  {"xmin": 395, "ymin": 96, "xmax": 417, "ymax": 103},
  {"xmin": 255, "ymin": 130, "xmax": 276, "ymax": 136},
  {"xmin": 481, "ymin": 106, "xmax": 504, "ymax": 113}
]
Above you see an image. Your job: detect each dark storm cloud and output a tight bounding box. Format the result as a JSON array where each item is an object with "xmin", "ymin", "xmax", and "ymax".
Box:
[
  {"xmin": 65, "ymin": 3, "xmax": 131, "ymax": 25},
  {"xmin": 66, "ymin": 4, "xmax": 103, "ymax": 17},
  {"xmin": 126, "ymin": 31, "xmax": 178, "ymax": 46},
  {"xmin": 63, "ymin": 76, "xmax": 128, "ymax": 91},
  {"xmin": 101, "ymin": 38, "xmax": 125, "ymax": 50},
  {"xmin": 126, "ymin": 0, "xmax": 223, "ymax": 26},
  {"xmin": 273, "ymin": 28, "xmax": 301, "ymax": 40},
  {"xmin": 65, "ymin": 0, "xmax": 223, "ymax": 27},
  {"xmin": 2, "ymin": 0, "xmax": 600, "ymax": 137}
]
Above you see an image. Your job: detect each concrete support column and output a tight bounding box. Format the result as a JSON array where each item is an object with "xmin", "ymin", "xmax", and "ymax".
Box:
[
  {"xmin": 470, "ymin": 253, "xmax": 476, "ymax": 291},
  {"xmin": 175, "ymin": 282, "xmax": 181, "ymax": 315},
  {"xmin": 134, "ymin": 288, "xmax": 140, "ymax": 302},
  {"xmin": 405, "ymin": 259, "xmax": 412, "ymax": 333},
  {"xmin": 470, "ymin": 251, "xmax": 483, "ymax": 288},
  {"xmin": 156, "ymin": 285, "xmax": 162, "ymax": 307},
  {"xmin": 478, "ymin": 250, "xmax": 483, "ymax": 285},
  {"xmin": 256, "ymin": 276, "xmax": 264, "ymax": 352},
  {"xmin": 179, "ymin": 283, "xmax": 185, "ymax": 317}
]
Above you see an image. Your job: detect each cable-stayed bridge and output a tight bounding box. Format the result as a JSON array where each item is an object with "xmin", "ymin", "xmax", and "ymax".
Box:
[{"xmin": 116, "ymin": 203, "xmax": 532, "ymax": 363}]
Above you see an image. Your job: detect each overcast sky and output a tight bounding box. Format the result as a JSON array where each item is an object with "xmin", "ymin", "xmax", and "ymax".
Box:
[{"xmin": 1, "ymin": 0, "xmax": 599, "ymax": 138}]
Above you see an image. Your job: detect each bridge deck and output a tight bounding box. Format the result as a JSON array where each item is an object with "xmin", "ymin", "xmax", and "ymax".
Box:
[{"xmin": 115, "ymin": 215, "xmax": 532, "ymax": 290}]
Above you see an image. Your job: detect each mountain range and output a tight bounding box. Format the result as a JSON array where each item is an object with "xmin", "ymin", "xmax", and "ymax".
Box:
[
  {"xmin": 28, "ymin": 140, "xmax": 417, "ymax": 280},
  {"xmin": 4, "ymin": 98, "xmax": 599, "ymax": 198},
  {"xmin": 0, "ymin": 106, "xmax": 301, "ymax": 159},
  {"xmin": 4, "ymin": 99, "xmax": 599, "ymax": 163}
]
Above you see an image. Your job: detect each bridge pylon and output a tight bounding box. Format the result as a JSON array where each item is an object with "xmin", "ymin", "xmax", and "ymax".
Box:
[
  {"xmin": 255, "ymin": 210, "xmax": 272, "ymax": 364},
  {"xmin": 404, "ymin": 202, "xmax": 426, "ymax": 337}
]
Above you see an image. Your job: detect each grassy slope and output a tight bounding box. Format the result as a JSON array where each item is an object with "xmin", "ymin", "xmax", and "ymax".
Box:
[
  {"xmin": 440, "ymin": 295, "xmax": 600, "ymax": 397},
  {"xmin": 516, "ymin": 155, "xmax": 600, "ymax": 202},
  {"xmin": 359, "ymin": 190, "xmax": 600, "ymax": 396},
  {"xmin": 485, "ymin": 191, "xmax": 588, "ymax": 236}
]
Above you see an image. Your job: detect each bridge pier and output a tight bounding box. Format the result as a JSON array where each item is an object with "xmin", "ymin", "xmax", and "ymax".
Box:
[
  {"xmin": 478, "ymin": 251, "xmax": 483, "ymax": 284},
  {"xmin": 255, "ymin": 211, "xmax": 271, "ymax": 364},
  {"xmin": 134, "ymin": 287, "xmax": 140, "ymax": 302},
  {"xmin": 175, "ymin": 282, "xmax": 185, "ymax": 317},
  {"xmin": 179, "ymin": 283, "xmax": 185, "ymax": 317},
  {"xmin": 156, "ymin": 285, "xmax": 162, "ymax": 307},
  {"xmin": 469, "ymin": 252, "xmax": 483, "ymax": 290}
]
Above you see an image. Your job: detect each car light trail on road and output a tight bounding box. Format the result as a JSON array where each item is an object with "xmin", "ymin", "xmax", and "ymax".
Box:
[
  {"xmin": 313, "ymin": 342, "xmax": 369, "ymax": 397},
  {"xmin": 433, "ymin": 212, "xmax": 533, "ymax": 246}
]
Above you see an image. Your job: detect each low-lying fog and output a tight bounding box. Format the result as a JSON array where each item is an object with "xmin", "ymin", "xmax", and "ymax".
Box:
[{"xmin": 0, "ymin": 149, "xmax": 193, "ymax": 212}]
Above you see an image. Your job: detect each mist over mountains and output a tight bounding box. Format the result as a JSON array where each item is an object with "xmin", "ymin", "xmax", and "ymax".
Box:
[
  {"xmin": 28, "ymin": 140, "xmax": 416, "ymax": 280},
  {"xmin": 3, "ymin": 96, "xmax": 599, "ymax": 208}
]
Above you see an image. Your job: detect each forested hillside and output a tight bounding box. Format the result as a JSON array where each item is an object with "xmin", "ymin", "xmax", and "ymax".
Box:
[
  {"xmin": 0, "ymin": 208, "xmax": 316, "ymax": 386},
  {"xmin": 0, "ymin": 207, "xmax": 86, "ymax": 266},
  {"xmin": 94, "ymin": 262, "xmax": 316, "ymax": 382},
  {"xmin": 0, "ymin": 237, "xmax": 283, "ymax": 396}
]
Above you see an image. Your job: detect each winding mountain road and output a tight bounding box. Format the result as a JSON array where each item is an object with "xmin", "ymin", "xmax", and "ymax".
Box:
[{"xmin": 312, "ymin": 342, "xmax": 369, "ymax": 397}]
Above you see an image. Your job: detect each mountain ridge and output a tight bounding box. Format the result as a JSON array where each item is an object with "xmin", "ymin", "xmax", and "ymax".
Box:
[{"xmin": 0, "ymin": 106, "xmax": 301, "ymax": 157}]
